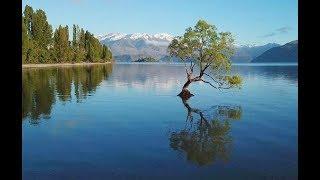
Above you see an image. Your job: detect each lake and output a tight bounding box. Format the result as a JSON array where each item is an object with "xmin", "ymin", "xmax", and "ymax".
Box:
[{"xmin": 22, "ymin": 63, "xmax": 298, "ymax": 180}]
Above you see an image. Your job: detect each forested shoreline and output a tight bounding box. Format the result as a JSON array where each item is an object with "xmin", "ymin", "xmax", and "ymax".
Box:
[{"xmin": 22, "ymin": 5, "xmax": 112, "ymax": 64}]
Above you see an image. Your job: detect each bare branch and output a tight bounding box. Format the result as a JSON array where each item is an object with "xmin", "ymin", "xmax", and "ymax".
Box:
[
  {"xmin": 201, "ymin": 62, "xmax": 212, "ymax": 74},
  {"xmin": 201, "ymin": 78, "xmax": 232, "ymax": 90},
  {"xmin": 218, "ymin": 86, "xmax": 233, "ymax": 90},
  {"xmin": 180, "ymin": 57, "xmax": 190, "ymax": 76},
  {"xmin": 204, "ymin": 73, "xmax": 223, "ymax": 86},
  {"xmin": 200, "ymin": 79, "xmax": 218, "ymax": 89}
]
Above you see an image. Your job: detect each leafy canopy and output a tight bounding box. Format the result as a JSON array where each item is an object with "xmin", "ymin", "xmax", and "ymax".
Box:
[{"xmin": 168, "ymin": 20, "xmax": 242, "ymax": 89}]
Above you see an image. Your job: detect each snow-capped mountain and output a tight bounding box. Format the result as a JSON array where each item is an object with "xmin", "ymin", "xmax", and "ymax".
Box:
[
  {"xmin": 97, "ymin": 33, "xmax": 173, "ymax": 43},
  {"xmin": 97, "ymin": 33, "xmax": 174, "ymax": 61},
  {"xmin": 98, "ymin": 32, "xmax": 174, "ymax": 47},
  {"xmin": 97, "ymin": 33, "xmax": 127, "ymax": 41}
]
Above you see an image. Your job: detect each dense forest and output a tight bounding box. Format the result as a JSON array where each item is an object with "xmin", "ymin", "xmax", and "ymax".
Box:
[{"xmin": 22, "ymin": 5, "xmax": 112, "ymax": 64}]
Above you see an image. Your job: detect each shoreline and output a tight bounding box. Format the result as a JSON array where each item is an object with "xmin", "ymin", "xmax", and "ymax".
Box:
[{"xmin": 22, "ymin": 62, "xmax": 112, "ymax": 68}]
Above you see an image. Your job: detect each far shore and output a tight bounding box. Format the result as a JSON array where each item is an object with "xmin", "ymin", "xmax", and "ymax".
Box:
[{"xmin": 22, "ymin": 62, "xmax": 112, "ymax": 68}]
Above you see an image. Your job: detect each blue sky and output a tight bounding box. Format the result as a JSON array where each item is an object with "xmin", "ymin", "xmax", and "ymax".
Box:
[{"xmin": 22, "ymin": 0, "xmax": 297, "ymax": 46}]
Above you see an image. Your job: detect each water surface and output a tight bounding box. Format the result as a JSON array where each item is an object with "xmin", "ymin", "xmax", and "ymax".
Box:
[{"xmin": 22, "ymin": 63, "xmax": 298, "ymax": 180}]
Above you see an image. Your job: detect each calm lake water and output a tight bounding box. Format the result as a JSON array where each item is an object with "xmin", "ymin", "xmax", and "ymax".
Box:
[{"xmin": 22, "ymin": 63, "xmax": 298, "ymax": 180}]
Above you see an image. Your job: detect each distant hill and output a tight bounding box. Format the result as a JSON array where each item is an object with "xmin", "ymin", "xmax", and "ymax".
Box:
[
  {"xmin": 231, "ymin": 43, "xmax": 280, "ymax": 63},
  {"xmin": 251, "ymin": 40, "xmax": 298, "ymax": 63},
  {"xmin": 134, "ymin": 57, "xmax": 158, "ymax": 62},
  {"xmin": 159, "ymin": 55, "xmax": 193, "ymax": 63}
]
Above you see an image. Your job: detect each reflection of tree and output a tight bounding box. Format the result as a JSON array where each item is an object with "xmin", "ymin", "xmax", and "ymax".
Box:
[
  {"xmin": 22, "ymin": 68, "xmax": 56, "ymax": 124},
  {"xmin": 56, "ymin": 68, "xmax": 73, "ymax": 102},
  {"xmin": 73, "ymin": 65, "xmax": 112, "ymax": 102},
  {"xmin": 22, "ymin": 64, "xmax": 113, "ymax": 123},
  {"xmin": 169, "ymin": 98, "xmax": 242, "ymax": 166}
]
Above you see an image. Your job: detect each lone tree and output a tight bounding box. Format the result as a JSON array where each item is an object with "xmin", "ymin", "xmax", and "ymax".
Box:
[{"xmin": 168, "ymin": 20, "xmax": 242, "ymax": 99}]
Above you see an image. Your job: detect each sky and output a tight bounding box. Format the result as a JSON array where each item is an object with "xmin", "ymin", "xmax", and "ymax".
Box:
[{"xmin": 22, "ymin": 0, "xmax": 297, "ymax": 46}]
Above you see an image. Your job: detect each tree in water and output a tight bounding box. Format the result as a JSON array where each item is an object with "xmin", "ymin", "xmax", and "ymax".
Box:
[
  {"xmin": 169, "ymin": 98, "xmax": 242, "ymax": 166},
  {"xmin": 168, "ymin": 20, "xmax": 242, "ymax": 99}
]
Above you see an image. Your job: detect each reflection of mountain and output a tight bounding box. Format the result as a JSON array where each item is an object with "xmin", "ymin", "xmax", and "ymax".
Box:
[
  {"xmin": 108, "ymin": 64, "xmax": 186, "ymax": 90},
  {"xmin": 22, "ymin": 64, "xmax": 113, "ymax": 123},
  {"xmin": 169, "ymin": 99, "xmax": 242, "ymax": 166}
]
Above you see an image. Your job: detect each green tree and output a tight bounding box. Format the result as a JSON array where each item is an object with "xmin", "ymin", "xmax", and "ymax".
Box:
[
  {"xmin": 32, "ymin": 9, "xmax": 52, "ymax": 49},
  {"xmin": 22, "ymin": 17, "xmax": 29, "ymax": 63},
  {"xmin": 71, "ymin": 27, "xmax": 86, "ymax": 62},
  {"xmin": 79, "ymin": 28, "xmax": 86, "ymax": 49},
  {"xmin": 53, "ymin": 25, "xmax": 72, "ymax": 62},
  {"xmin": 101, "ymin": 45, "xmax": 106, "ymax": 60},
  {"xmin": 23, "ymin": 5, "xmax": 34, "ymax": 37},
  {"xmin": 86, "ymin": 43, "xmax": 94, "ymax": 62},
  {"xmin": 22, "ymin": 5, "xmax": 112, "ymax": 64},
  {"xmin": 101, "ymin": 45, "xmax": 113, "ymax": 62},
  {"xmin": 168, "ymin": 20, "xmax": 242, "ymax": 99},
  {"xmin": 72, "ymin": 24, "xmax": 78, "ymax": 48},
  {"xmin": 106, "ymin": 47, "xmax": 112, "ymax": 61}
]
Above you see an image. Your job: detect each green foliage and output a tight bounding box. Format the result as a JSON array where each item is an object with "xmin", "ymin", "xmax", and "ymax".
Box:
[
  {"xmin": 101, "ymin": 45, "xmax": 112, "ymax": 62},
  {"xmin": 86, "ymin": 43, "xmax": 95, "ymax": 62},
  {"xmin": 225, "ymin": 75, "xmax": 242, "ymax": 89},
  {"xmin": 73, "ymin": 48, "xmax": 86, "ymax": 63},
  {"xmin": 168, "ymin": 20, "xmax": 242, "ymax": 90},
  {"xmin": 23, "ymin": 5, "xmax": 34, "ymax": 36},
  {"xmin": 32, "ymin": 9, "xmax": 52, "ymax": 49},
  {"xmin": 72, "ymin": 24, "xmax": 78, "ymax": 48},
  {"xmin": 22, "ymin": 5, "xmax": 112, "ymax": 64},
  {"xmin": 22, "ymin": 18, "xmax": 29, "ymax": 63},
  {"xmin": 53, "ymin": 25, "xmax": 72, "ymax": 62}
]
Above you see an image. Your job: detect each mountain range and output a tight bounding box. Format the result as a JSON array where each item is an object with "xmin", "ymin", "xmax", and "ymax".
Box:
[
  {"xmin": 251, "ymin": 40, "xmax": 298, "ymax": 63},
  {"xmin": 98, "ymin": 33, "xmax": 296, "ymax": 63},
  {"xmin": 231, "ymin": 43, "xmax": 280, "ymax": 63},
  {"xmin": 97, "ymin": 33, "xmax": 173, "ymax": 61}
]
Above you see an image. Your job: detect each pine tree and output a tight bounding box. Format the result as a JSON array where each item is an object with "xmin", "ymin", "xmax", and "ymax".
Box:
[
  {"xmin": 22, "ymin": 17, "xmax": 29, "ymax": 63},
  {"xmin": 53, "ymin": 26, "xmax": 71, "ymax": 62},
  {"xmin": 107, "ymin": 47, "xmax": 112, "ymax": 61},
  {"xmin": 101, "ymin": 45, "xmax": 106, "ymax": 60},
  {"xmin": 72, "ymin": 24, "xmax": 78, "ymax": 48},
  {"xmin": 86, "ymin": 43, "xmax": 94, "ymax": 62},
  {"xmin": 32, "ymin": 9, "xmax": 52, "ymax": 49},
  {"xmin": 23, "ymin": 5, "xmax": 34, "ymax": 37}
]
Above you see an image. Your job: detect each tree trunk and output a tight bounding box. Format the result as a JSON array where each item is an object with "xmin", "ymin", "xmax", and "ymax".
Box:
[{"xmin": 178, "ymin": 79, "xmax": 194, "ymax": 100}]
